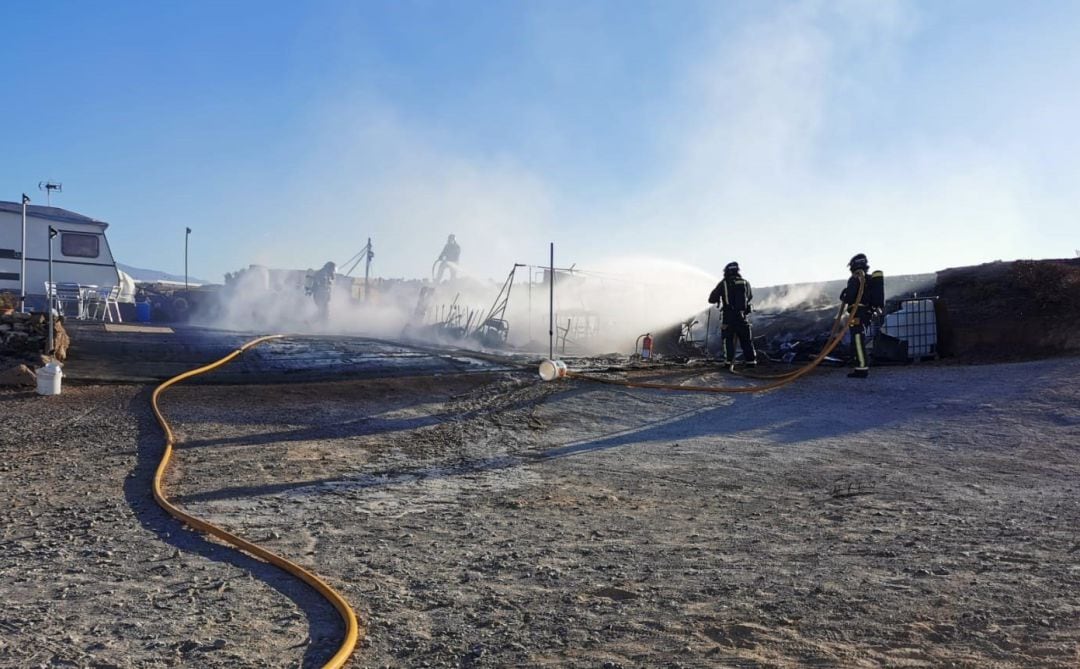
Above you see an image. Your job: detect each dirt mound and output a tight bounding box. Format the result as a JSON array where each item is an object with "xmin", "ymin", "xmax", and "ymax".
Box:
[{"xmin": 936, "ymin": 258, "xmax": 1080, "ymax": 359}]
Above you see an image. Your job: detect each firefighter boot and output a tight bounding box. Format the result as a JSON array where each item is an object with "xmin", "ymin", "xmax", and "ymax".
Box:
[{"xmin": 847, "ymin": 369, "xmax": 869, "ymax": 379}]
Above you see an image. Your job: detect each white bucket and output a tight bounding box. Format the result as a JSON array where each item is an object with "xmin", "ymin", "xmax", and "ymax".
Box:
[
  {"xmin": 36, "ymin": 362, "xmax": 63, "ymax": 396},
  {"xmin": 538, "ymin": 359, "xmax": 568, "ymax": 382}
]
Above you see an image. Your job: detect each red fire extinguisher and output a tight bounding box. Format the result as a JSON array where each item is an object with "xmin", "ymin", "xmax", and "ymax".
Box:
[{"xmin": 640, "ymin": 333, "xmax": 653, "ymax": 360}]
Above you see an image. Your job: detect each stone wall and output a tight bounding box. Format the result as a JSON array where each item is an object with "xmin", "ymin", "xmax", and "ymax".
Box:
[{"xmin": 0, "ymin": 312, "xmax": 69, "ymax": 386}]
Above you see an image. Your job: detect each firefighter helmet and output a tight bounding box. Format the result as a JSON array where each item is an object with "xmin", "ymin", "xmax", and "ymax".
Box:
[
  {"xmin": 848, "ymin": 253, "xmax": 869, "ymax": 271},
  {"xmin": 723, "ymin": 261, "xmax": 740, "ymax": 277}
]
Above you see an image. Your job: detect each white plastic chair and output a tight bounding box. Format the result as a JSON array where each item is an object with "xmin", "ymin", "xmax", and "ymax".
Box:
[
  {"xmin": 102, "ymin": 285, "xmax": 122, "ymax": 323},
  {"xmin": 89, "ymin": 285, "xmax": 122, "ymax": 322},
  {"xmin": 55, "ymin": 283, "xmax": 86, "ymax": 319},
  {"xmin": 44, "ymin": 281, "xmax": 59, "ymax": 316},
  {"xmin": 87, "ymin": 288, "xmax": 106, "ymax": 320}
]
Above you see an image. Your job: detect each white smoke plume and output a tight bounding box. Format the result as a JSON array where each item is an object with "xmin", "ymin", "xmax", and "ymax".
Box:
[
  {"xmin": 197, "ymin": 0, "xmax": 1076, "ymax": 352},
  {"xmin": 753, "ymin": 282, "xmax": 836, "ymax": 313},
  {"xmin": 203, "ymin": 255, "xmax": 721, "ymax": 356}
]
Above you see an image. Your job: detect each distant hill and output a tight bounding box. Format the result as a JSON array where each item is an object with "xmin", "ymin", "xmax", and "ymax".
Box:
[{"xmin": 117, "ymin": 263, "xmax": 210, "ymax": 285}]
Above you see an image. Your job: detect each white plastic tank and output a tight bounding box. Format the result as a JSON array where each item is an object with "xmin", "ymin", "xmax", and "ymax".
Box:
[
  {"xmin": 538, "ymin": 359, "xmax": 568, "ymax": 382},
  {"xmin": 36, "ymin": 362, "xmax": 63, "ymax": 396},
  {"xmin": 883, "ymin": 299, "xmax": 937, "ymax": 358}
]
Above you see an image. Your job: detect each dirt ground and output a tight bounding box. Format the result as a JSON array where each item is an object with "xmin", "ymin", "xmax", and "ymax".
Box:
[{"xmin": 2, "ymin": 357, "xmax": 1079, "ymax": 668}]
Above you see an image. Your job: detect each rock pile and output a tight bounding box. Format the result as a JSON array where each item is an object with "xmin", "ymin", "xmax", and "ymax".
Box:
[{"xmin": 0, "ymin": 312, "xmax": 69, "ymax": 386}]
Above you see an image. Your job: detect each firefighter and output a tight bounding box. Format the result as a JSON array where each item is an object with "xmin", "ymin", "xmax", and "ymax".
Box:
[
  {"xmin": 311, "ymin": 261, "xmax": 336, "ymax": 322},
  {"xmin": 434, "ymin": 234, "xmax": 461, "ymax": 283},
  {"xmin": 840, "ymin": 253, "xmax": 871, "ymax": 378},
  {"xmin": 708, "ymin": 261, "xmax": 757, "ymax": 371}
]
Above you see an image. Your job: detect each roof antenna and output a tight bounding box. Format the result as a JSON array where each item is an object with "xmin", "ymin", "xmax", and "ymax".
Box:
[{"xmin": 38, "ymin": 181, "xmax": 62, "ymax": 206}]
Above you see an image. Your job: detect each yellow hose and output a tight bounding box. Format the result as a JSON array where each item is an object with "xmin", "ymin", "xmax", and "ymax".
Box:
[
  {"xmin": 731, "ymin": 301, "xmax": 852, "ymax": 380},
  {"xmin": 146, "ymin": 278, "xmax": 862, "ymax": 664},
  {"xmin": 150, "ymin": 334, "xmax": 361, "ymax": 669}
]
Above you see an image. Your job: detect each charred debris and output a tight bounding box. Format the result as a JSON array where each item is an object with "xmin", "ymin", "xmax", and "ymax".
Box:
[{"xmin": 130, "ymin": 257, "xmax": 1080, "ymax": 366}]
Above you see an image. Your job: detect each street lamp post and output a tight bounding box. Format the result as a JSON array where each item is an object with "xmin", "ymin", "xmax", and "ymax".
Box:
[
  {"xmin": 549, "ymin": 242, "xmax": 554, "ymax": 361},
  {"xmin": 185, "ymin": 227, "xmax": 192, "ymax": 292},
  {"xmin": 48, "ymin": 226, "xmax": 57, "ymax": 355},
  {"xmin": 19, "ymin": 194, "xmax": 29, "ymax": 313}
]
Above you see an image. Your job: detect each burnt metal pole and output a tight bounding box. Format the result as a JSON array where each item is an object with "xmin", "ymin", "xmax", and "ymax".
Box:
[
  {"xmin": 184, "ymin": 227, "xmax": 191, "ymax": 292},
  {"xmin": 19, "ymin": 194, "xmax": 29, "ymax": 312},
  {"xmin": 364, "ymin": 237, "xmax": 372, "ymax": 302},
  {"xmin": 548, "ymin": 243, "xmax": 554, "ymax": 360},
  {"xmin": 705, "ymin": 307, "xmax": 713, "ymax": 353},
  {"xmin": 47, "ymin": 226, "xmax": 57, "ymax": 355}
]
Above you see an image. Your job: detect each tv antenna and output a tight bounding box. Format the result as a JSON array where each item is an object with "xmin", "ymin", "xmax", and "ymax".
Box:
[{"xmin": 38, "ymin": 181, "xmax": 63, "ymax": 206}]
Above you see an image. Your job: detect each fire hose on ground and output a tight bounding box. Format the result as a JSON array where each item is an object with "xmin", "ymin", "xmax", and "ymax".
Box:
[
  {"xmin": 730, "ymin": 301, "xmax": 855, "ymax": 381},
  {"xmin": 144, "ymin": 278, "xmax": 862, "ymax": 666},
  {"xmin": 150, "ymin": 334, "xmax": 361, "ymax": 669},
  {"xmin": 552, "ymin": 276, "xmax": 865, "ymax": 394}
]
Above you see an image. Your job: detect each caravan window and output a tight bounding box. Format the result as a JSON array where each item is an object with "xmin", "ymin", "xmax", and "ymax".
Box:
[{"xmin": 61, "ymin": 233, "xmax": 100, "ymax": 258}]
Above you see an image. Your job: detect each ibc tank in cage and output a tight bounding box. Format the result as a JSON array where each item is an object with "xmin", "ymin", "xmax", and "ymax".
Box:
[{"xmin": 883, "ymin": 298, "xmax": 937, "ymax": 358}]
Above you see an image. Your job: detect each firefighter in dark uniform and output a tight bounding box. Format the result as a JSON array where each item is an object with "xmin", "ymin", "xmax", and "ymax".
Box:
[
  {"xmin": 311, "ymin": 261, "xmax": 336, "ymax": 323},
  {"xmin": 840, "ymin": 253, "xmax": 871, "ymax": 378},
  {"xmin": 708, "ymin": 261, "xmax": 757, "ymax": 371},
  {"xmin": 434, "ymin": 234, "xmax": 461, "ymax": 283}
]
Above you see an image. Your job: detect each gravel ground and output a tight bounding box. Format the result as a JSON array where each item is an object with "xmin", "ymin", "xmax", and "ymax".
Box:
[{"xmin": 2, "ymin": 357, "xmax": 1079, "ymax": 668}]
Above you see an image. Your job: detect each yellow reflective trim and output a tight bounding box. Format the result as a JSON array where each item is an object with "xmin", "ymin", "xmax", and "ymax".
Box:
[{"xmin": 854, "ymin": 332, "xmax": 867, "ymax": 369}]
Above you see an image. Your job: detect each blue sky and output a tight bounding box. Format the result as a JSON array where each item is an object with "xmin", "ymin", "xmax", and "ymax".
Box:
[{"xmin": 2, "ymin": 1, "xmax": 1078, "ymax": 285}]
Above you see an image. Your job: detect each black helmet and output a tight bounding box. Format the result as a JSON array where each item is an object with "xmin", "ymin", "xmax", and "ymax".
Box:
[
  {"xmin": 848, "ymin": 253, "xmax": 868, "ymax": 271},
  {"xmin": 723, "ymin": 261, "xmax": 740, "ymax": 277}
]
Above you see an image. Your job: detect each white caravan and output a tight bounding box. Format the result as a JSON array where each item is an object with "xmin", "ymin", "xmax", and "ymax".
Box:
[{"xmin": 0, "ymin": 201, "xmax": 125, "ymax": 305}]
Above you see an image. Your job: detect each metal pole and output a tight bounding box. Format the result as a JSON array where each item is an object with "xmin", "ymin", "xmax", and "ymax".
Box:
[
  {"xmin": 705, "ymin": 307, "xmax": 712, "ymax": 353},
  {"xmin": 548, "ymin": 243, "xmax": 554, "ymax": 360},
  {"xmin": 184, "ymin": 227, "xmax": 191, "ymax": 292},
  {"xmin": 48, "ymin": 226, "xmax": 57, "ymax": 355},
  {"xmin": 19, "ymin": 194, "xmax": 29, "ymax": 312},
  {"xmin": 364, "ymin": 237, "xmax": 372, "ymax": 303}
]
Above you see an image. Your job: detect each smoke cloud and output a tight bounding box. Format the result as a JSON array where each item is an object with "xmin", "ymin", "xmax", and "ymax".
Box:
[
  {"xmin": 200, "ymin": 1, "xmax": 1077, "ymax": 352},
  {"xmin": 205, "ymin": 255, "xmax": 721, "ymax": 355}
]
